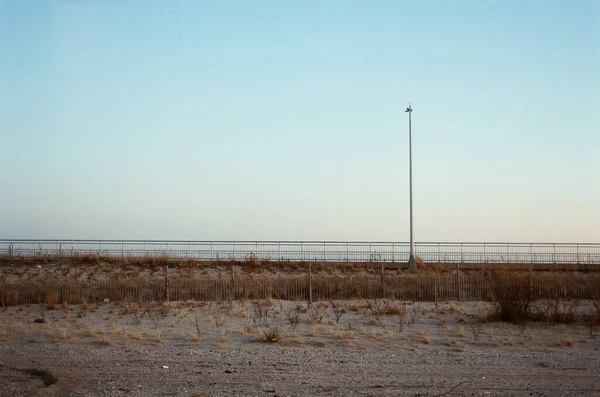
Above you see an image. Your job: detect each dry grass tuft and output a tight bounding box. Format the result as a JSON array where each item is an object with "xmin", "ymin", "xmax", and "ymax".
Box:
[
  {"xmin": 293, "ymin": 333, "xmax": 304, "ymax": 345},
  {"xmin": 562, "ymin": 335, "xmax": 574, "ymax": 347},
  {"xmin": 216, "ymin": 331, "xmax": 228, "ymax": 345},
  {"xmin": 421, "ymin": 330, "xmax": 431, "ymax": 345},
  {"xmin": 261, "ymin": 327, "xmax": 282, "ymax": 343},
  {"xmin": 58, "ymin": 327, "xmax": 71, "ymax": 340},
  {"xmin": 153, "ymin": 330, "xmax": 164, "ymax": 344},
  {"xmin": 83, "ymin": 326, "xmax": 94, "ymax": 337},
  {"xmin": 112, "ymin": 325, "xmax": 123, "ymax": 336}
]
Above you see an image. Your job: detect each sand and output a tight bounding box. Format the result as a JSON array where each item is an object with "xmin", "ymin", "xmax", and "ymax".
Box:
[{"xmin": 1, "ymin": 299, "xmax": 599, "ymax": 396}]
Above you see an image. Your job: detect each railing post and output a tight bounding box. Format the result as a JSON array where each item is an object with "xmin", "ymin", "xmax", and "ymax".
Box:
[
  {"xmin": 301, "ymin": 242, "xmax": 304, "ymax": 261},
  {"xmin": 346, "ymin": 242, "xmax": 349, "ymax": 262},
  {"xmin": 483, "ymin": 243, "xmax": 486, "ymax": 264},
  {"xmin": 323, "ymin": 242, "xmax": 326, "ymax": 262},
  {"xmin": 553, "ymin": 243, "xmax": 556, "ymax": 264},
  {"xmin": 529, "ymin": 243, "xmax": 533, "ymax": 264},
  {"xmin": 392, "ymin": 242, "xmax": 395, "ymax": 263},
  {"xmin": 576, "ymin": 244, "xmax": 580, "ymax": 264}
]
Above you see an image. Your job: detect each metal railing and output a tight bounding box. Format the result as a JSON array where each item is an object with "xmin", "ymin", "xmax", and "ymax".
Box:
[{"xmin": 1, "ymin": 240, "xmax": 599, "ymax": 264}]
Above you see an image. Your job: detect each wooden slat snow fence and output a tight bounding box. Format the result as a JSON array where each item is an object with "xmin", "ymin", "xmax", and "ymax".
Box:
[{"xmin": 1, "ymin": 271, "xmax": 598, "ymax": 306}]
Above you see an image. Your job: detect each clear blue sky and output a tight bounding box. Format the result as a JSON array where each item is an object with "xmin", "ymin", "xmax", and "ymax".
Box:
[{"xmin": 1, "ymin": 1, "xmax": 599, "ymax": 242}]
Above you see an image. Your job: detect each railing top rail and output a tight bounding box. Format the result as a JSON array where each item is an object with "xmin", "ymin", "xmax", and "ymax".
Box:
[{"xmin": 1, "ymin": 239, "xmax": 599, "ymax": 246}]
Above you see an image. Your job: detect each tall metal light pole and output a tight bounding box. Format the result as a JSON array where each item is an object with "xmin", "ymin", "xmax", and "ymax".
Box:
[{"xmin": 405, "ymin": 104, "xmax": 416, "ymax": 270}]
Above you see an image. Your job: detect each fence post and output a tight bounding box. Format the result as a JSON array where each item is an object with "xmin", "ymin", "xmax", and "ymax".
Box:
[
  {"xmin": 529, "ymin": 263, "xmax": 533, "ymax": 297},
  {"xmin": 308, "ymin": 262, "xmax": 312, "ymax": 304},
  {"xmin": 164, "ymin": 265, "xmax": 170, "ymax": 302},
  {"xmin": 230, "ymin": 263, "xmax": 235, "ymax": 301},
  {"xmin": 380, "ymin": 263, "xmax": 385, "ymax": 297},
  {"xmin": 456, "ymin": 263, "xmax": 461, "ymax": 301}
]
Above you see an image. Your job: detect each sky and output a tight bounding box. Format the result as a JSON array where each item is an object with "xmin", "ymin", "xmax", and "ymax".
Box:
[{"xmin": 1, "ymin": 1, "xmax": 599, "ymax": 243}]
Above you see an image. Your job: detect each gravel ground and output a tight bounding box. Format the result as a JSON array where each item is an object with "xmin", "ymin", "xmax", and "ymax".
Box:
[{"xmin": 1, "ymin": 343, "xmax": 599, "ymax": 396}]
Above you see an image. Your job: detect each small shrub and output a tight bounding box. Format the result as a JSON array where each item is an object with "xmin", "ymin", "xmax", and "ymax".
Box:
[
  {"xmin": 45, "ymin": 292, "xmax": 59, "ymax": 311},
  {"xmin": 283, "ymin": 305, "xmax": 300, "ymax": 331},
  {"xmin": 187, "ymin": 309, "xmax": 203, "ymax": 340},
  {"xmin": 470, "ymin": 307, "xmax": 487, "ymax": 341},
  {"xmin": 470, "ymin": 321, "xmax": 484, "ymax": 342},
  {"xmin": 362, "ymin": 300, "xmax": 405, "ymax": 326},
  {"xmin": 488, "ymin": 271, "xmax": 532, "ymax": 326},
  {"xmin": 250, "ymin": 301, "xmax": 275, "ymax": 328},
  {"xmin": 397, "ymin": 302, "xmax": 409, "ymax": 332},
  {"xmin": 329, "ymin": 301, "xmax": 346, "ymax": 324},
  {"xmin": 534, "ymin": 299, "xmax": 578, "ymax": 325},
  {"xmin": 308, "ymin": 302, "xmax": 329, "ymax": 325}
]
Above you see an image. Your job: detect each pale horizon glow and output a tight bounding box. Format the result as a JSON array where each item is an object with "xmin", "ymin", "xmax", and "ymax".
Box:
[{"xmin": 1, "ymin": 1, "xmax": 599, "ymax": 243}]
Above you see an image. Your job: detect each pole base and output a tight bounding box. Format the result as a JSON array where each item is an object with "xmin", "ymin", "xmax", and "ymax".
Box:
[{"xmin": 408, "ymin": 254, "xmax": 417, "ymax": 270}]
